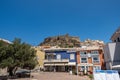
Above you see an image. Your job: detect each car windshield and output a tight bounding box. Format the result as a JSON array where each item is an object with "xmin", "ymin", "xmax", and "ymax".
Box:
[{"xmin": 16, "ymin": 69, "xmax": 30, "ymax": 73}]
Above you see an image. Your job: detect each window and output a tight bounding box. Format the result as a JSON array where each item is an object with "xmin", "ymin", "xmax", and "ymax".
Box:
[
  {"xmin": 87, "ymin": 53, "xmax": 91, "ymax": 57},
  {"xmin": 46, "ymin": 53, "xmax": 56, "ymax": 60},
  {"xmin": 57, "ymin": 54, "xmax": 61, "ymax": 60},
  {"xmin": 117, "ymin": 37, "xmax": 120, "ymax": 42},
  {"xmin": 70, "ymin": 54, "xmax": 74, "ymax": 60},
  {"xmin": 91, "ymin": 51, "xmax": 99, "ymax": 55},
  {"xmin": 91, "ymin": 51, "xmax": 99, "ymax": 54},
  {"xmin": 81, "ymin": 57, "xmax": 87, "ymax": 63},
  {"xmin": 80, "ymin": 51, "xmax": 87, "ymax": 55},
  {"xmin": 80, "ymin": 51, "xmax": 87, "ymax": 57},
  {"xmin": 92, "ymin": 57, "xmax": 100, "ymax": 63}
]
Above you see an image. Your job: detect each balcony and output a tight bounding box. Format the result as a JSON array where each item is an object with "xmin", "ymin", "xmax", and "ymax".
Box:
[
  {"xmin": 80, "ymin": 54, "xmax": 88, "ymax": 57},
  {"xmin": 81, "ymin": 61, "xmax": 87, "ymax": 63},
  {"xmin": 44, "ymin": 59, "xmax": 69, "ymax": 63},
  {"xmin": 93, "ymin": 60, "xmax": 100, "ymax": 63}
]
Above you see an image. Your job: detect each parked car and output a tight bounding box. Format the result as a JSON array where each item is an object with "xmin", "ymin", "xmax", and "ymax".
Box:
[
  {"xmin": 15, "ymin": 69, "xmax": 31, "ymax": 78},
  {"xmin": 0, "ymin": 72, "xmax": 8, "ymax": 80},
  {"xmin": 0, "ymin": 75, "xmax": 8, "ymax": 80}
]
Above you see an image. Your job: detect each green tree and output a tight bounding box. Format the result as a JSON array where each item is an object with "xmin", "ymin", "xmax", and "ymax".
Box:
[{"xmin": 0, "ymin": 38, "xmax": 37, "ymax": 76}]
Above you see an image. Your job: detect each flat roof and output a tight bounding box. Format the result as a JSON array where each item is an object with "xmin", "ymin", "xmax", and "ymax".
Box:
[{"xmin": 43, "ymin": 47, "xmax": 103, "ymax": 52}]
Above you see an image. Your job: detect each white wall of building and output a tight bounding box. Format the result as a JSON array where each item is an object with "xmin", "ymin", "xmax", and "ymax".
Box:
[
  {"xmin": 104, "ymin": 42, "xmax": 120, "ymax": 70},
  {"xmin": 104, "ymin": 43, "xmax": 115, "ymax": 69},
  {"xmin": 113, "ymin": 42, "xmax": 120, "ymax": 65}
]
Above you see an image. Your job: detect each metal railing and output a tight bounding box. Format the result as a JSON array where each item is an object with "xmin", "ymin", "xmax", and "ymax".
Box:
[
  {"xmin": 81, "ymin": 61, "xmax": 87, "ymax": 63},
  {"xmin": 93, "ymin": 60, "xmax": 100, "ymax": 63},
  {"xmin": 44, "ymin": 59, "xmax": 69, "ymax": 63}
]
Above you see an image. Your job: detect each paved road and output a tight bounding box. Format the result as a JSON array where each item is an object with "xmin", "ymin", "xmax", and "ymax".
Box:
[{"xmin": 8, "ymin": 72, "xmax": 90, "ymax": 80}]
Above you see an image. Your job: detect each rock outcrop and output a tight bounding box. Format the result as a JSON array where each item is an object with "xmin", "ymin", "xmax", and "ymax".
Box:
[
  {"xmin": 39, "ymin": 34, "xmax": 81, "ymax": 48},
  {"xmin": 39, "ymin": 34, "xmax": 104, "ymax": 48}
]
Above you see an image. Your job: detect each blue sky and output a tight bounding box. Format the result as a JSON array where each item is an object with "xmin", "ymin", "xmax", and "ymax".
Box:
[{"xmin": 0, "ymin": 0, "xmax": 120, "ymax": 45}]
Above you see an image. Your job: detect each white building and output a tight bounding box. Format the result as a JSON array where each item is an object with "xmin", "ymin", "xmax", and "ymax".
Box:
[
  {"xmin": 104, "ymin": 27, "xmax": 120, "ymax": 72},
  {"xmin": 111, "ymin": 27, "xmax": 120, "ymax": 42}
]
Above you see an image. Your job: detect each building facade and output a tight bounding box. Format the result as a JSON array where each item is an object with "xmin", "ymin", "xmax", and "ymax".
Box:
[
  {"xmin": 34, "ymin": 46, "xmax": 45, "ymax": 69},
  {"xmin": 104, "ymin": 27, "xmax": 120, "ymax": 72},
  {"xmin": 44, "ymin": 48, "xmax": 76, "ymax": 72},
  {"xmin": 43, "ymin": 46, "xmax": 105, "ymax": 74},
  {"xmin": 76, "ymin": 47, "xmax": 105, "ymax": 75}
]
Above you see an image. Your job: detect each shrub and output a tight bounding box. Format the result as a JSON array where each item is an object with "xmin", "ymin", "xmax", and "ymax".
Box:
[{"xmin": 88, "ymin": 74, "xmax": 93, "ymax": 80}]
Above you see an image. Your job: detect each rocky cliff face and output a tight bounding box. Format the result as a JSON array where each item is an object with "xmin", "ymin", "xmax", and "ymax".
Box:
[{"xmin": 39, "ymin": 34, "xmax": 81, "ymax": 48}]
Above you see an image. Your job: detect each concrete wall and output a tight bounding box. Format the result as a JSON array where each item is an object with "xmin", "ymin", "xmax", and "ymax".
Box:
[
  {"xmin": 104, "ymin": 43, "xmax": 116, "ymax": 62},
  {"xmin": 34, "ymin": 47, "xmax": 45, "ymax": 68},
  {"xmin": 104, "ymin": 42, "xmax": 120, "ymax": 69},
  {"xmin": 113, "ymin": 42, "xmax": 120, "ymax": 65}
]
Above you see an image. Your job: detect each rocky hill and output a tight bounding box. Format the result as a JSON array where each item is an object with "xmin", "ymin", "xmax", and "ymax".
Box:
[
  {"xmin": 39, "ymin": 34, "xmax": 104, "ymax": 48},
  {"xmin": 39, "ymin": 34, "xmax": 81, "ymax": 48}
]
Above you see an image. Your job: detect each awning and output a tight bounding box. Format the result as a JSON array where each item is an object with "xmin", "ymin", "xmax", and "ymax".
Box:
[
  {"xmin": 68, "ymin": 62, "xmax": 76, "ymax": 66},
  {"xmin": 78, "ymin": 63, "xmax": 93, "ymax": 66},
  {"xmin": 112, "ymin": 65, "xmax": 120, "ymax": 68},
  {"xmin": 44, "ymin": 63, "xmax": 68, "ymax": 66},
  {"xmin": 44, "ymin": 64, "xmax": 54, "ymax": 66}
]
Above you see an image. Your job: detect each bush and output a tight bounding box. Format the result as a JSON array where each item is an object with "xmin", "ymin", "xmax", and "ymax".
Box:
[{"xmin": 88, "ymin": 74, "xmax": 93, "ymax": 80}]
